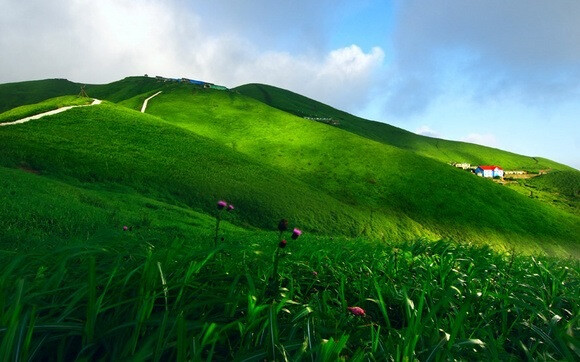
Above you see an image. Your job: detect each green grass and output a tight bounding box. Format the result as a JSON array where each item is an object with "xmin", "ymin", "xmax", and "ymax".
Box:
[
  {"xmin": 524, "ymin": 170, "xmax": 580, "ymax": 197},
  {"xmin": 235, "ymin": 84, "xmax": 571, "ymax": 172},
  {"xmin": 0, "ymin": 95, "xmax": 93, "ymax": 124},
  {"xmin": 0, "ymin": 234, "xmax": 578, "ymax": 360},
  {"xmin": 0, "ymin": 165, "xmax": 245, "ymax": 251}
]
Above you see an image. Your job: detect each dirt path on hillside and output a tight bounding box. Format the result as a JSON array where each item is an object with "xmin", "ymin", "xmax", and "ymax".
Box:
[
  {"xmin": 141, "ymin": 91, "xmax": 162, "ymax": 113},
  {"xmin": 0, "ymin": 99, "xmax": 102, "ymax": 127}
]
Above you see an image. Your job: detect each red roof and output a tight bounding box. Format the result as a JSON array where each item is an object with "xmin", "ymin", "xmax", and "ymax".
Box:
[{"xmin": 478, "ymin": 165, "xmax": 503, "ymax": 170}]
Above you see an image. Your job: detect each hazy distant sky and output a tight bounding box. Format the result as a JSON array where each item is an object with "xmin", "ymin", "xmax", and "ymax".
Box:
[{"xmin": 1, "ymin": 0, "xmax": 579, "ymax": 168}]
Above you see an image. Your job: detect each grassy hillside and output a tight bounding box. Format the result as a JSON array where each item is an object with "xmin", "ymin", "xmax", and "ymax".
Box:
[
  {"xmin": 0, "ymin": 95, "xmax": 93, "ymax": 124},
  {"xmin": 0, "ymin": 165, "xmax": 229, "ymax": 251},
  {"xmin": 0, "ymin": 103, "xmax": 396, "ymax": 241},
  {"xmin": 0, "ymin": 76, "xmax": 162, "ymax": 113},
  {"xmin": 525, "ymin": 170, "xmax": 580, "ymax": 197},
  {"xmin": 0, "ymin": 79, "xmax": 81, "ymax": 113},
  {"xmin": 145, "ymin": 85, "xmax": 579, "ymax": 255},
  {"xmin": 235, "ymin": 84, "xmax": 570, "ymax": 172}
]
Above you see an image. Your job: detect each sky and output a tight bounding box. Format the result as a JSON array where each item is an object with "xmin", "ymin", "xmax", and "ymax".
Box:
[{"xmin": 1, "ymin": 0, "xmax": 579, "ymax": 169}]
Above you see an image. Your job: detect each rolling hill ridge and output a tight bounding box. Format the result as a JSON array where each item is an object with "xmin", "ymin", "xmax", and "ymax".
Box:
[
  {"xmin": 235, "ymin": 83, "xmax": 570, "ymax": 172},
  {"xmin": 0, "ymin": 76, "xmax": 578, "ymax": 256}
]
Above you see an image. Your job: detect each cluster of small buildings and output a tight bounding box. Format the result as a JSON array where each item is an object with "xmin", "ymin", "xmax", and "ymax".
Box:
[
  {"xmin": 474, "ymin": 165, "xmax": 504, "ymax": 178},
  {"xmin": 154, "ymin": 76, "xmax": 228, "ymax": 90},
  {"xmin": 452, "ymin": 163, "xmax": 505, "ymax": 178}
]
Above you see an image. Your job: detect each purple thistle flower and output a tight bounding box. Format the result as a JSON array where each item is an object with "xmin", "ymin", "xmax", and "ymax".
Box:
[
  {"xmin": 291, "ymin": 228, "xmax": 302, "ymax": 240},
  {"xmin": 227, "ymin": 204, "xmax": 234, "ymax": 211},
  {"xmin": 123, "ymin": 225, "xmax": 128, "ymax": 231},
  {"xmin": 217, "ymin": 200, "xmax": 227, "ymax": 210},
  {"xmin": 279, "ymin": 240, "xmax": 287, "ymax": 248},
  {"xmin": 347, "ymin": 306, "xmax": 365, "ymax": 316}
]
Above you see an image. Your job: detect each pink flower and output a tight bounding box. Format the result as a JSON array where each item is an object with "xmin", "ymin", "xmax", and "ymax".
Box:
[
  {"xmin": 312, "ymin": 271, "xmax": 318, "ymax": 276},
  {"xmin": 217, "ymin": 200, "xmax": 227, "ymax": 210},
  {"xmin": 123, "ymin": 226, "xmax": 128, "ymax": 231},
  {"xmin": 347, "ymin": 306, "xmax": 365, "ymax": 317},
  {"xmin": 279, "ymin": 240, "xmax": 287, "ymax": 248},
  {"xmin": 227, "ymin": 204, "xmax": 234, "ymax": 211},
  {"xmin": 291, "ymin": 228, "xmax": 302, "ymax": 240}
]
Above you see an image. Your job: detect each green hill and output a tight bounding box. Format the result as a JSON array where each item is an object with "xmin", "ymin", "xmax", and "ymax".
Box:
[
  {"xmin": 235, "ymin": 83, "xmax": 570, "ymax": 172},
  {"xmin": 0, "ymin": 76, "xmax": 578, "ymax": 360},
  {"xmin": 0, "ymin": 76, "xmax": 162, "ymax": 113},
  {"xmin": 0, "ymin": 78, "xmax": 81, "ymax": 113},
  {"xmin": 0, "ymin": 104, "xmax": 381, "ymax": 239},
  {"xmin": 0, "ymin": 77, "xmax": 578, "ymax": 256}
]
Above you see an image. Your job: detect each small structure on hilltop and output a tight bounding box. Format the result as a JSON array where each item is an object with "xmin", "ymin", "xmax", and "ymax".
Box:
[
  {"xmin": 475, "ymin": 165, "xmax": 504, "ymax": 178},
  {"xmin": 78, "ymin": 85, "xmax": 89, "ymax": 98}
]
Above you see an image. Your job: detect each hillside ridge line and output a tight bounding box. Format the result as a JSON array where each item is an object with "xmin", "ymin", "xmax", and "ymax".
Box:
[{"xmin": 0, "ymin": 99, "xmax": 102, "ymax": 127}]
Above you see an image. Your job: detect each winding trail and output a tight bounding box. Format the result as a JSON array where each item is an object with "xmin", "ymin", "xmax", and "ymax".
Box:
[
  {"xmin": 0, "ymin": 99, "xmax": 102, "ymax": 127},
  {"xmin": 141, "ymin": 91, "xmax": 162, "ymax": 113}
]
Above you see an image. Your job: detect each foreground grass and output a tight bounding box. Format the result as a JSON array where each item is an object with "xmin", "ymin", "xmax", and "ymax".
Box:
[{"xmin": 0, "ymin": 235, "xmax": 578, "ymax": 361}]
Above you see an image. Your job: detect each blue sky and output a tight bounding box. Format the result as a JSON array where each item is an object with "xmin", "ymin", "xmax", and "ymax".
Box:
[{"xmin": 1, "ymin": 0, "xmax": 578, "ymax": 168}]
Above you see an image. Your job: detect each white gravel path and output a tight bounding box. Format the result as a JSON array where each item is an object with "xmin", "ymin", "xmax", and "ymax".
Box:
[
  {"xmin": 141, "ymin": 91, "xmax": 162, "ymax": 113},
  {"xmin": 0, "ymin": 98, "xmax": 102, "ymax": 127}
]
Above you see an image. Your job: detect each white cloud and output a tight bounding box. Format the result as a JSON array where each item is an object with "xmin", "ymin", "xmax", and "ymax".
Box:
[
  {"xmin": 415, "ymin": 125, "xmax": 440, "ymax": 138},
  {"xmin": 462, "ymin": 133, "xmax": 498, "ymax": 148},
  {"xmin": 0, "ymin": 0, "xmax": 385, "ymax": 113}
]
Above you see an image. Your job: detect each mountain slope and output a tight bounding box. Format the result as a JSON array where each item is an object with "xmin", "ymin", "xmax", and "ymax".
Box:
[
  {"xmin": 145, "ymin": 85, "xmax": 579, "ymax": 255},
  {"xmin": 0, "ymin": 102, "xmax": 396, "ymax": 240},
  {"xmin": 0, "ymin": 78, "xmax": 578, "ymax": 256},
  {"xmin": 235, "ymin": 83, "xmax": 570, "ymax": 172}
]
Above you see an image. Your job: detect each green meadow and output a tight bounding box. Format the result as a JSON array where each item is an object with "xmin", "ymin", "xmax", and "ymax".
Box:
[{"xmin": 0, "ymin": 76, "xmax": 578, "ymax": 360}]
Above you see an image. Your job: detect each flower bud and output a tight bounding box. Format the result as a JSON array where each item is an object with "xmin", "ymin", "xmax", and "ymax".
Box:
[
  {"xmin": 278, "ymin": 219, "xmax": 288, "ymax": 232},
  {"xmin": 347, "ymin": 306, "xmax": 365, "ymax": 316}
]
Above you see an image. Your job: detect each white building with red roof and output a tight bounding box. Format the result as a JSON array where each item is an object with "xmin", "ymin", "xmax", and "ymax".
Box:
[{"xmin": 475, "ymin": 165, "xmax": 504, "ymax": 178}]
